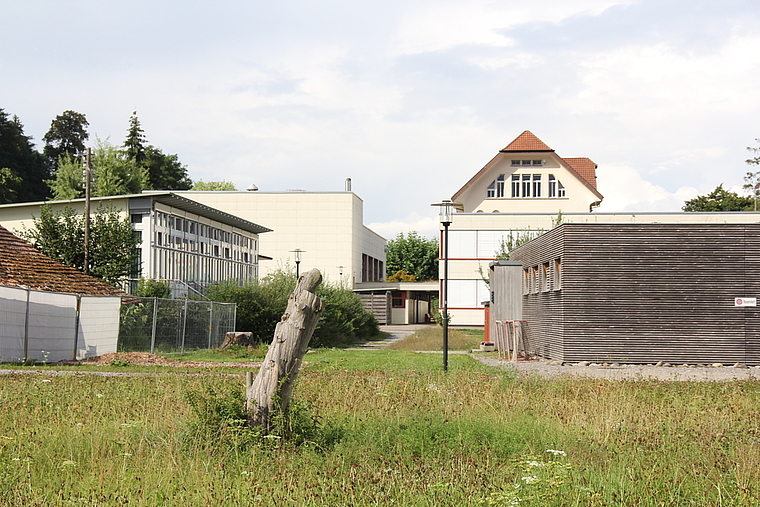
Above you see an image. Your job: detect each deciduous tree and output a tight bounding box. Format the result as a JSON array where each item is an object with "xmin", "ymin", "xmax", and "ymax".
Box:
[
  {"xmin": 385, "ymin": 231, "xmax": 439, "ymax": 281},
  {"xmin": 20, "ymin": 204, "xmax": 139, "ymax": 287},
  {"xmin": 43, "ymin": 110, "xmax": 89, "ymax": 169},
  {"xmin": 682, "ymin": 184, "xmax": 753, "ymax": 212},
  {"xmin": 192, "ymin": 180, "xmax": 237, "ymax": 191}
]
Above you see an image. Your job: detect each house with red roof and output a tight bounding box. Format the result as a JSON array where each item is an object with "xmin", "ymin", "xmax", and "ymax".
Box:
[{"xmin": 452, "ymin": 130, "xmax": 603, "ymax": 214}]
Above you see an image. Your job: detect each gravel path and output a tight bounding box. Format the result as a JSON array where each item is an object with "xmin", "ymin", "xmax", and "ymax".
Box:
[{"xmin": 475, "ymin": 356, "xmax": 760, "ymax": 381}]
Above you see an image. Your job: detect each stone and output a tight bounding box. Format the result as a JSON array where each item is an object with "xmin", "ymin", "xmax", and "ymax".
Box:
[
  {"xmin": 711, "ymin": 363, "xmax": 724, "ymax": 368},
  {"xmin": 576, "ymin": 361, "xmax": 590, "ymax": 367},
  {"xmin": 734, "ymin": 362, "xmax": 748, "ymax": 369}
]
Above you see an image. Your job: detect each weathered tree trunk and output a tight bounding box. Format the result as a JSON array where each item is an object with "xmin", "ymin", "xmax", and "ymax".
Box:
[
  {"xmin": 245, "ymin": 268, "xmax": 323, "ymax": 430},
  {"xmin": 220, "ymin": 331, "xmax": 255, "ymax": 350}
]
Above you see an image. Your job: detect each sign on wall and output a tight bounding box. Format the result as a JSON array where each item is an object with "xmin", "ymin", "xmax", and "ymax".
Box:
[{"xmin": 735, "ymin": 297, "xmax": 757, "ymax": 307}]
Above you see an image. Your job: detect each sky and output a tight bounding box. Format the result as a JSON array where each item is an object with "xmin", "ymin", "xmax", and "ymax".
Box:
[{"xmin": 3, "ymin": 0, "xmax": 759, "ymax": 239}]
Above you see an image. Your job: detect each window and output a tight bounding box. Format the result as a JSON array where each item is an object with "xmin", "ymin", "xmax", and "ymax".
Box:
[
  {"xmin": 511, "ymin": 160, "xmax": 544, "ymax": 166},
  {"xmin": 487, "ymin": 174, "xmax": 506, "ymax": 198},
  {"xmin": 554, "ymin": 258, "xmax": 562, "ymax": 290},
  {"xmin": 541, "ymin": 262, "xmax": 550, "ymax": 292},
  {"xmin": 391, "ymin": 291, "xmax": 405, "ymax": 308},
  {"xmin": 511, "ymin": 174, "xmax": 520, "ymax": 197},
  {"xmin": 522, "ymin": 174, "xmax": 531, "ymax": 197},
  {"xmin": 548, "ymin": 174, "xmax": 566, "ymax": 198},
  {"xmin": 130, "ymin": 213, "xmax": 143, "ymax": 224},
  {"xmin": 533, "ymin": 174, "xmax": 542, "ymax": 198}
]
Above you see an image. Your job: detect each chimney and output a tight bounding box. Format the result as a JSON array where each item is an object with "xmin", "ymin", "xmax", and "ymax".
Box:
[{"xmin": 345, "ymin": 178, "xmax": 352, "ymax": 192}]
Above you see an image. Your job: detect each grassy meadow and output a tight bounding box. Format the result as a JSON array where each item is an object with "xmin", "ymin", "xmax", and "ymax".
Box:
[{"xmin": 1, "ymin": 345, "xmax": 760, "ymax": 505}]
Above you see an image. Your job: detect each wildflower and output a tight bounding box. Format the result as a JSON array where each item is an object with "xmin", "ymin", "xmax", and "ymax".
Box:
[
  {"xmin": 546, "ymin": 449, "xmax": 567, "ymax": 457},
  {"xmin": 521, "ymin": 476, "xmax": 539, "ymax": 484},
  {"xmin": 525, "ymin": 460, "xmax": 545, "ymax": 467},
  {"xmin": 95, "ymin": 393, "xmax": 104, "ymax": 398},
  {"xmin": 60, "ymin": 460, "xmax": 77, "ymax": 469},
  {"xmin": 41, "ymin": 379, "xmax": 51, "ymax": 383}
]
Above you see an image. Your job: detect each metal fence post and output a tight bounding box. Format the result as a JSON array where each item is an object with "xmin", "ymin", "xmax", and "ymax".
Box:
[
  {"xmin": 181, "ymin": 298, "xmax": 189, "ymax": 354},
  {"xmin": 150, "ymin": 297, "xmax": 158, "ymax": 354},
  {"xmin": 23, "ymin": 287, "xmax": 30, "ymax": 362}
]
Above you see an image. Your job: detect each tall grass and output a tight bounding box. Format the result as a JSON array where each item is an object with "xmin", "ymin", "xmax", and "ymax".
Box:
[
  {"xmin": 1, "ymin": 352, "xmax": 760, "ymax": 505},
  {"xmin": 387, "ymin": 326, "xmax": 484, "ymax": 351}
]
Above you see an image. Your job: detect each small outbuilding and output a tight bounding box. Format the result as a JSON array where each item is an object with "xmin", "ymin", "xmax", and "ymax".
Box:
[{"xmin": 508, "ymin": 223, "xmax": 760, "ymax": 365}]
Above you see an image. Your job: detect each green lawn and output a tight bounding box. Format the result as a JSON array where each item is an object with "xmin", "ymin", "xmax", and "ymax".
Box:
[{"xmin": 1, "ymin": 349, "xmax": 759, "ymax": 506}]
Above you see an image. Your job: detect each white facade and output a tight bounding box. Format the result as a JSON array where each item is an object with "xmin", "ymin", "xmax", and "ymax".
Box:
[
  {"xmin": 171, "ymin": 190, "xmax": 387, "ymax": 287},
  {"xmin": 0, "ymin": 193, "xmax": 270, "ymax": 292}
]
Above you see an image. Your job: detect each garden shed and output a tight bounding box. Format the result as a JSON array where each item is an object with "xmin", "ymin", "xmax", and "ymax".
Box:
[{"xmin": 508, "ymin": 223, "xmax": 760, "ymax": 365}]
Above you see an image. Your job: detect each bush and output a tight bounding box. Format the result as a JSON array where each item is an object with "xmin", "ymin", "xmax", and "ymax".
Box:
[{"xmin": 205, "ymin": 268, "xmax": 379, "ymax": 348}]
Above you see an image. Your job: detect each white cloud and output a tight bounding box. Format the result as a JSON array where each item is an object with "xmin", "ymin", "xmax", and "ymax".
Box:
[
  {"xmin": 368, "ymin": 214, "xmax": 439, "ymax": 240},
  {"xmin": 391, "ymin": 0, "xmax": 634, "ymax": 55},
  {"xmin": 595, "ymin": 164, "xmax": 698, "ymax": 212}
]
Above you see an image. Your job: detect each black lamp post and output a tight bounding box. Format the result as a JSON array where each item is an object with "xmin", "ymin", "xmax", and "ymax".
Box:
[
  {"xmin": 431, "ymin": 199, "xmax": 454, "ymax": 372},
  {"xmin": 291, "ymin": 249, "xmax": 304, "ymax": 279}
]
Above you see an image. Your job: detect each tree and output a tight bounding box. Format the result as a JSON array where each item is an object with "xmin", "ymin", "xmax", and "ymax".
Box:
[
  {"xmin": 192, "ymin": 180, "xmax": 237, "ymax": 191},
  {"xmin": 744, "ymin": 139, "xmax": 760, "ymax": 211},
  {"xmin": 46, "ymin": 154, "xmax": 84, "ymax": 200},
  {"xmin": 385, "ymin": 231, "xmax": 439, "ymax": 281},
  {"xmin": 123, "ymin": 111, "xmax": 147, "ymax": 165},
  {"xmin": 46, "ymin": 138, "xmax": 147, "ymax": 199},
  {"xmin": 682, "ymin": 184, "xmax": 753, "ymax": 212},
  {"xmin": 122, "ymin": 112, "xmax": 192, "ymax": 190},
  {"xmin": 20, "ymin": 204, "xmax": 139, "ymax": 287},
  {"xmin": 0, "ymin": 109, "xmax": 50, "ymax": 202},
  {"xmin": 143, "ymin": 145, "xmax": 192, "ymax": 190},
  {"xmin": 43, "ymin": 110, "xmax": 89, "ymax": 169}
]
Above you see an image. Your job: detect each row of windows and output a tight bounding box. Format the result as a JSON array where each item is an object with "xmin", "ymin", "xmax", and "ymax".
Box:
[
  {"xmin": 523, "ymin": 258, "xmax": 562, "ymax": 294},
  {"xmin": 152, "ymin": 248, "xmax": 257, "ymax": 284},
  {"xmin": 154, "ymin": 212, "xmax": 252, "ymax": 249},
  {"xmin": 487, "ymin": 173, "xmax": 566, "ymax": 199},
  {"xmin": 155, "ymin": 232, "xmax": 251, "ymax": 263},
  {"xmin": 362, "ymin": 254, "xmax": 384, "ymax": 282}
]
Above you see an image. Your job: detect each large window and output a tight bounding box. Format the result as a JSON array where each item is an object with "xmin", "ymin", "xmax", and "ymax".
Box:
[{"xmin": 548, "ymin": 174, "xmax": 566, "ymax": 198}]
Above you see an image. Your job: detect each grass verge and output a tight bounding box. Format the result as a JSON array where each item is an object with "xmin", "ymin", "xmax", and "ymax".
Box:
[{"xmin": 1, "ymin": 350, "xmax": 760, "ymax": 505}]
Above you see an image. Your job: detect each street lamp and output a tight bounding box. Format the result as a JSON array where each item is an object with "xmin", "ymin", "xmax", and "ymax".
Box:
[
  {"xmin": 430, "ymin": 199, "xmax": 456, "ymax": 372},
  {"xmin": 291, "ymin": 249, "xmax": 304, "ymax": 279}
]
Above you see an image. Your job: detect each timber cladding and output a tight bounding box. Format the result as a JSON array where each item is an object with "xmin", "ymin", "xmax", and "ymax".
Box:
[{"xmin": 509, "ymin": 223, "xmax": 760, "ymax": 365}]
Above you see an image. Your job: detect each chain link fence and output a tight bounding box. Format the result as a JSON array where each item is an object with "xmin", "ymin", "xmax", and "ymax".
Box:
[{"xmin": 118, "ymin": 297, "xmax": 237, "ymax": 354}]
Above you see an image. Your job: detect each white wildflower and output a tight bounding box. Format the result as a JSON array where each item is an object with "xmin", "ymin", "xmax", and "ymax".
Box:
[{"xmin": 546, "ymin": 449, "xmax": 567, "ymax": 456}]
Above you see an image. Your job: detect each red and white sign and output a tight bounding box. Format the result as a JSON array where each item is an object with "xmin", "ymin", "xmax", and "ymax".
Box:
[{"xmin": 735, "ymin": 298, "xmax": 757, "ymax": 307}]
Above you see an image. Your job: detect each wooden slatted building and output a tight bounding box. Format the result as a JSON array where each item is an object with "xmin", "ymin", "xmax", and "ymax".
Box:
[{"xmin": 509, "ymin": 223, "xmax": 760, "ymax": 365}]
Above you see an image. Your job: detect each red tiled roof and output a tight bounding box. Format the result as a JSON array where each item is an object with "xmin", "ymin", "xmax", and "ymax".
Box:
[
  {"xmin": 563, "ymin": 157, "xmax": 598, "ymax": 190},
  {"xmin": 0, "ymin": 224, "xmax": 125, "ymax": 296},
  {"xmin": 500, "ymin": 130, "xmax": 554, "ymax": 152}
]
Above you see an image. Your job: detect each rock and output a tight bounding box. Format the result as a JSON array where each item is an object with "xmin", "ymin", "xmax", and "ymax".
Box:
[
  {"xmin": 547, "ymin": 360, "xmax": 563, "ymax": 366},
  {"xmin": 734, "ymin": 362, "xmax": 748, "ymax": 369},
  {"xmin": 663, "ymin": 363, "xmax": 672, "ymax": 367},
  {"xmin": 611, "ymin": 362, "xmax": 620, "ymax": 368},
  {"xmin": 576, "ymin": 361, "xmax": 590, "ymax": 367},
  {"xmin": 655, "ymin": 361, "xmax": 664, "ymax": 367},
  {"xmin": 711, "ymin": 363, "xmax": 724, "ymax": 368}
]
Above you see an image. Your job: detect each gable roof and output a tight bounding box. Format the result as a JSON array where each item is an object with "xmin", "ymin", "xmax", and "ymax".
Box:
[
  {"xmin": 500, "ymin": 130, "xmax": 554, "ymax": 152},
  {"xmin": 0, "ymin": 224, "xmax": 125, "ymax": 296},
  {"xmin": 452, "ymin": 131, "xmax": 603, "ymax": 202}
]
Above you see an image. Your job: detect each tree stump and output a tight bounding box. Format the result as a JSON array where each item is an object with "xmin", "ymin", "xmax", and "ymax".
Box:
[
  {"xmin": 245, "ymin": 268, "xmax": 323, "ymax": 430},
  {"xmin": 219, "ymin": 331, "xmax": 255, "ymax": 350}
]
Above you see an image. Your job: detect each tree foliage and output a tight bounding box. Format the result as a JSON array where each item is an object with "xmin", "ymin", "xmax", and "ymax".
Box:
[
  {"xmin": 205, "ymin": 269, "xmax": 379, "ymax": 348},
  {"xmin": 682, "ymin": 184, "xmax": 753, "ymax": 212},
  {"xmin": 385, "ymin": 231, "xmax": 439, "ymax": 281},
  {"xmin": 43, "ymin": 110, "xmax": 89, "ymax": 169},
  {"xmin": 143, "ymin": 145, "xmax": 192, "ymax": 190},
  {"xmin": 0, "ymin": 109, "xmax": 50, "ymax": 202},
  {"xmin": 744, "ymin": 139, "xmax": 760, "ymax": 211},
  {"xmin": 123, "ymin": 112, "xmax": 192, "ymax": 190},
  {"xmin": 192, "ymin": 180, "xmax": 237, "ymax": 191},
  {"xmin": 20, "ymin": 204, "xmax": 140, "ymax": 287}
]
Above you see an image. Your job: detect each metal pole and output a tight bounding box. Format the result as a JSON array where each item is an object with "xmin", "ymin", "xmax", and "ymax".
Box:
[
  {"xmin": 84, "ymin": 148, "xmax": 91, "ymax": 275},
  {"xmin": 150, "ymin": 297, "xmax": 158, "ymax": 354},
  {"xmin": 442, "ymin": 221, "xmax": 449, "ymax": 372}
]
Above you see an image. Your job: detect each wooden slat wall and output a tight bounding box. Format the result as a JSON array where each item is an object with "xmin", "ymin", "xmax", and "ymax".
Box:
[
  {"xmin": 358, "ymin": 291, "xmax": 390, "ymax": 325},
  {"xmin": 511, "ymin": 223, "xmax": 760, "ymax": 364}
]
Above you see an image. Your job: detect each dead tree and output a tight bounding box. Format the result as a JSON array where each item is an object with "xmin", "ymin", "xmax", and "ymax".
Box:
[{"xmin": 245, "ymin": 268, "xmax": 323, "ymax": 430}]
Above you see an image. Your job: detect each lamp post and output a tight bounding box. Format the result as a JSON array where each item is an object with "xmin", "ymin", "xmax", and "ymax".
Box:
[
  {"xmin": 431, "ymin": 199, "xmax": 455, "ymax": 372},
  {"xmin": 291, "ymin": 249, "xmax": 304, "ymax": 279}
]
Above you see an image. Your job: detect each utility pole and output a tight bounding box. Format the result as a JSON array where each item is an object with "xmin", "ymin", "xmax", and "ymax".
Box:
[{"xmin": 83, "ymin": 148, "xmax": 92, "ymax": 275}]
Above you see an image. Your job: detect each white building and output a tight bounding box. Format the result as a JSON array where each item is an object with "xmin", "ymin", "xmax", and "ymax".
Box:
[
  {"xmin": 170, "ymin": 185, "xmax": 386, "ymax": 287},
  {"xmin": 0, "ymin": 192, "xmax": 270, "ymax": 293},
  {"xmin": 441, "ymin": 131, "xmax": 760, "ymax": 326}
]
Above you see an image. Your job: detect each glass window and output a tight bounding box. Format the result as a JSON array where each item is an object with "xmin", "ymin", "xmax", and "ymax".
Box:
[
  {"xmin": 511, "ymin": 175, "xmax": 520, "ymax": 197},
  {"xmin": 532, "ymin": 174, "xmax": 541, "ymax": 197},
  {"xmin": 522, "ymin": 174, "xmax": 531, "ymax": 197}
]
